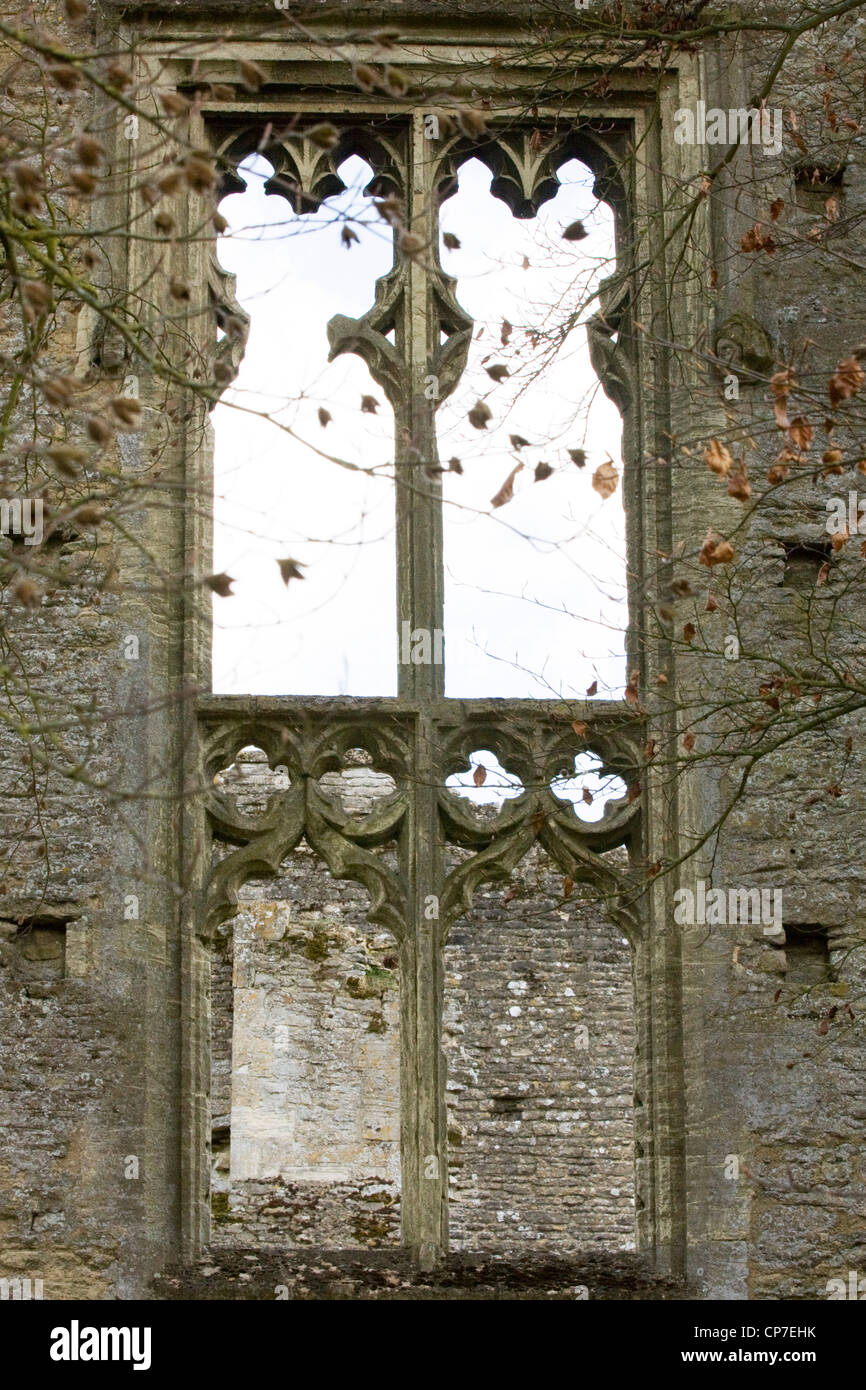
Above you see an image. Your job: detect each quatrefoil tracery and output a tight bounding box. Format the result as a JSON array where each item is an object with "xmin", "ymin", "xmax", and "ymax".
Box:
[
  {"xmin": 434, "ymin": 716, "xmax": 641, "ymax": 942},
  {"xmin": 200, "ymin": 711, "xmax": 642, "ymax": 947},
  {"xmin": 201, "ymin": 718, "xmax": 412, "ymax": 941}
]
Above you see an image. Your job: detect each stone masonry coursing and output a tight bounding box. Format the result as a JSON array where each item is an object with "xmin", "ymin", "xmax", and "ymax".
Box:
[
  {"xmin": 444, "ymin": 847, "xmax": 635, "ymax": 1254},
  {"xmin": 672, "ymin": 14, "xmax": 866, "ymax": 1297},
  {"xmin": 0, "ymin": 0, "xmax": 167, "ymax": 1298}
]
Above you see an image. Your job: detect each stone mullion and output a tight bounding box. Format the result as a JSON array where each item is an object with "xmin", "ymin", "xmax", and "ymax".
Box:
[
  {"xmin": 395, "ymin": 115, "xmax": 449, "ymax": 1263},
  {"xmin": 636, "ymin": 95, "xmax": 688, "ymax": 1278},
  {"xmin": 399, "ymin": 712, "xmax": 448, "ymax": 1266},
  {"xmin": 396, "ymin": 113, "xmax": 445, "ymax": 703}
]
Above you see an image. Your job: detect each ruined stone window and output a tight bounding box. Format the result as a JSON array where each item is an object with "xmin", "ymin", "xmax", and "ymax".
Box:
[
  {"xmin": 9, "ymin": 0, "xmax": 866, "ymax": 1314},
  {"xmin": 198, "ymin": 99, "xmax": 643, "ymax": 1266}
]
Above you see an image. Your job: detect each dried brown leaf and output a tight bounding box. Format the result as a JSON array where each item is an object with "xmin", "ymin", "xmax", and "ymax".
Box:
[
  {"xmin": 490, "ymin": 462, "xmax": 522, "ymax": 508},
  {"xmin": 592, "ymin": 459, "xmax": 619, "ymax": 499},
  {"xmin": 788, "ymin": 416, "xmax": 813, "ymax": 451},
  {"xmin": 469, "ymin": 399, "xmax": 493, "ymax": 431},
  {"xmin": 829, "ymin": 355, "xmax": 865, "ymax": 406},
  {"xmin": 563, "ymin": 219, "xmax": 588, "ymax": 241},
  {"xmin": 205, "ymin": 572, "xmax": 234, "ymax": 597},
  {"xmin": 727, "ymin": 465, "xmax": 751, "ymax": 502},
  {"xmin": 277, "ymin": 557, "xmax": 306, "ymax": 585},
  {"xmin": 704, "ymin": 438, "xmax": 733, "ymax": 476}
]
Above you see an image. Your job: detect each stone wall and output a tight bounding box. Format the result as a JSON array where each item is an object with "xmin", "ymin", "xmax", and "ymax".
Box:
[
  {"xmin": 2, "ymin": 0, "xmax": 866, "ymax": 1301},
  {"xmin": 671, "ymin": 14, "xmax": 866, "ymax": 1298},
  {"xmin": 210, "ymin": 752, "xmax": 402, "ymax": 1248},
  {"xmin": 0, "ymin": 1, "xmax": 163, "ymax": 1297},
  {"xmin": 444, "ymin": 846, "xmax": 635, "ymax": 1252},
  {"xmin": 0, "ymin": 917, "xmax": 138, "ymax": 1298}
]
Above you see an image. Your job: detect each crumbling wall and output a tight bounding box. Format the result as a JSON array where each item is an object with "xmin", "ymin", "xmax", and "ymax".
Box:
[{"xmin": 672, "ymin": 15, "xmax": 866, "ymax": 1298}]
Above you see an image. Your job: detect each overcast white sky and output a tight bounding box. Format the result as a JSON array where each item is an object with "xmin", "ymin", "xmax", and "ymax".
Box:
[{"xmin": 212, "ymin": 151, "xmax": 627, "ymax": 702}]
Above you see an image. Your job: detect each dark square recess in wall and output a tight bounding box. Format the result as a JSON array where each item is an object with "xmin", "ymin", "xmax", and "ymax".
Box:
[
  {"xmin": 794, "ymin": 161, "xmax": 845, "ymax": 215},
  {"xmin": 781, "ymin": 540, "xmax": 832, "ymax": 589},
  {"xmin": 785, "ymin": 924, "xmax": 831, "ymax": 985}
]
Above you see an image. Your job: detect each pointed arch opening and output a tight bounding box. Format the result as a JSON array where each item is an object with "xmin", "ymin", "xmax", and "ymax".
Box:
[
  {"xmin": 436, "ymin": 148, "xmax": 628, "ymax": 699},
  {"xmin": 211, "ymin": 149, "xmax": 399, "ymax": 696}
]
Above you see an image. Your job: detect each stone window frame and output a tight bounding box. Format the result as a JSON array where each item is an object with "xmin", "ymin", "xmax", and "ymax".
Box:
[{"xmin": 109, "ymin": 9, "xmax": 700, "ymax": 1277}]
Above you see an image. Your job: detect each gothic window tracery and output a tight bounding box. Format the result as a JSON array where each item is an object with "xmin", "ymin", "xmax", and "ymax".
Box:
[{"xmin": 199, "ymin": 108, "xmax": 644, "ymax": 1261}]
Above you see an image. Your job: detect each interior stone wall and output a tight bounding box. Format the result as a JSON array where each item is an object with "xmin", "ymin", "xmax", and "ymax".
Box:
[
  {"xmin": 209, "ymin": 752, "xmax": 402, "ymax": 1248},
  {"xmin": 444, "ymin": 846, "xmax": 635, "ymax": 1252}
]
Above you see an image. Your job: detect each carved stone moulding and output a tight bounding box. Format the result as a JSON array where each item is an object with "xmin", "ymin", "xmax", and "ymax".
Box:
[
  {"xmin": 207, "ymin": 113, "xmax": 630, "ymax": 223},
  {"xmin": 209, "ymin": 118, "xmax": 407, "ymax": 210},
  {"xmin": 712, "ymin": 313, "xmax": 776, "ymax": 382},
  {"xmin": 195, "ymin": 699, "xmax": 644, "ymax": 947},
  {"xmin": 198, "ymin": 705, "xmax": 413, "ymax": 940},
  {"xmin": 434, "ymin": 121, "xmax": 630, "ymax": 223},
  {"xmin": 436, "ymin": 706, "xmax": 643, "ymax": 941}
]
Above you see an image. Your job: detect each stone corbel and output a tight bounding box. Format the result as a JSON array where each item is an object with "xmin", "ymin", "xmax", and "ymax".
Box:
[{"xmin": 712, "ymin": 313, "xmax": 775, "ymax": 381}]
